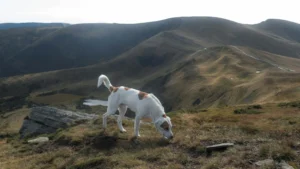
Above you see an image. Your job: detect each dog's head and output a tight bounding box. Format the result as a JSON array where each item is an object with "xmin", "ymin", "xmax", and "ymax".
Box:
[{"xmin": 155, "ymin": 114, "xmax": 173, "ymax": 139}]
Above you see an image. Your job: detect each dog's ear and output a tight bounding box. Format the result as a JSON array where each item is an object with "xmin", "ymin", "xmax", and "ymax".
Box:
[{"xmin": 160, "ymin": 121, "xmax": 169, "ymax": 129}]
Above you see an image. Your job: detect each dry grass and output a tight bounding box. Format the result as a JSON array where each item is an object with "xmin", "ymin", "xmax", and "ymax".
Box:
[
  {"xmin": 0, "ymin": 108, "xmax": 29, "ymax": 136},
  {"xmin": 0, "ymin": 103, "xmax": 299, "ymax": 169}
]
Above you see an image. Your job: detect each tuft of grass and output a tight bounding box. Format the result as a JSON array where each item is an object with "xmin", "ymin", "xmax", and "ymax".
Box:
[
  {"xmin": 259, "ymin": 144, "xmax": 270, "ymax": 158},
  {"xmin": 233, "ymin": 108, "xmax": 262, "ymax": 114},
  {"xmin": 278, "ymin": 101, "xmax": 300, "ymax": 108},
  {"xmin": 66, "ymin": 157, "xmax": 108, "ymax": 169},
  {"xmin": 271, "ymin": 145, "xmax": 297, "ymax": 162},
  {"xmin": 239, "ymin": 125, "xmax": 259, "ymax": 134},
  {"xmin": 247, "ymin": 104, "xmax": 262, "ymax": 109}
]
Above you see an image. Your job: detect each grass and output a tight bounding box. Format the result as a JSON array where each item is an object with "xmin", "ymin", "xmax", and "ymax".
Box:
[
  {"xmin": 233, "ymin": 108, "xmax": 262, "ymax": 114},
  {"xmin": 233, "ymin": 104, "xmax": 263, "ymax": 114},
  {"xmin": 0, "ymin": 103, "xmax": 299, "ymax": 168},
  {"xmin": 278, "ymin": 101, "xmax": 300, "ymax": 108}
]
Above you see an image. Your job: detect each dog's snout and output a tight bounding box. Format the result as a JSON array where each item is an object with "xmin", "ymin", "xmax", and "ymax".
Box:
[{"xmin": 169, "ymin": 135, "xmax": 174, "ymax": 139}]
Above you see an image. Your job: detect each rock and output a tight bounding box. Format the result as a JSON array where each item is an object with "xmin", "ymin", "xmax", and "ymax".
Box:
[
  {"xmin": 206, "ymin": 143, "xmax": 234, "ymax": 151},
  {"xmin": 28, "ymin": 137, "xmax": 49, "ymax": 144},
  {"xmin": 254, "ymin": 159, "xmax": 274, "ymax": 167},
  {"xmin": 19, "ymin": 106, "xmax": 98, "ymax": 138},
  {"xmin": 277, "ymin": 160, "xmax": 294, "ymax": 169},
  {"xmin": 192, "ymin": 98, "xmax": 201, "ymax": 106},
  {"xmin": 205, "ymin": 143, "xmax": 234, "ymax": 156}
]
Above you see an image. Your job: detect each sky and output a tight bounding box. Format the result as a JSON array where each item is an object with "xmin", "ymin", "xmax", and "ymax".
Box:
[{"xmin": 0, "ymin": 0, "xmax": 299, "ymax": 24}]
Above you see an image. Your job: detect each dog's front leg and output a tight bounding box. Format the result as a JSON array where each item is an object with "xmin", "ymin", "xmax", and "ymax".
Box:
[
  {"xmin": 134, "ymin": 117, "xmax": 141, "ymax": 137},
  {"xmin": 102, "ymin": 112, "xmax": 109, "ymax": 129}
]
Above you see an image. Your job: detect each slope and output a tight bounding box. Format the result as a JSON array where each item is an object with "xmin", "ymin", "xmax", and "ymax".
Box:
[
  {"xmin": 3, "ymin": 17, "xmax": 300, "ymax": 78},
  {"xmin": 5, "ymin": 19, "xmax": 181, "ymax": 76},
  {"xmin": 1, "ymin": 44, "xmax": 300, "ymax": 112},
  {"xmin": 0, "ymin": 27, "xmax": 65, "ymax": 76},
  {"xmin": 253, "ymin": 19, "xmax": 300, "ymax": 43}
]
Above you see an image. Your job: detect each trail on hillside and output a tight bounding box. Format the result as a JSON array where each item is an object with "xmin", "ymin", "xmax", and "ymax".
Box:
[{"xmin": 231, "ymin": 46, "xmax": 295, "ymax": 72}]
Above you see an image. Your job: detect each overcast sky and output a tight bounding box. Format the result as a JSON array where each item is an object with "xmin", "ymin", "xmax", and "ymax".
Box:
[{"xmin": 0, "ymin": 0, "xmax": 299, "ymax": 24}]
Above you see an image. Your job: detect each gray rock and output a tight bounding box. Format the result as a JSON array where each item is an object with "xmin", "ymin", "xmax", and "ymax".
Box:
[
  {"xmin": 206, "ymin": 143, "xmax": 234, "ymax": 151},
  {"xmin": 254, "ymin": 159, "xmax": 274, "ymax": 167},
  {"xmin": 278, "ymin": 160, "xmax": 294, "ymax": 169},
  {"xmin": 19, "ymin": 106, "xmax": 98, "ymax": 138},
  {"xmin": 28, "ymin": 137, "xmax": 49, "ymax": 144}
]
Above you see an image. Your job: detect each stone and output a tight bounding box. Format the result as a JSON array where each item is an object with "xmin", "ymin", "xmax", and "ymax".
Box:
[
  {"xmin": 206, "ymin": 143, "xmax": 234, "ymax": 151},
  {"xmin": 205, "ymin": 143, "xmax": 234, "ymax": 156},
  {"xmin": 254, "ymin": 159, "xmax": 274, "ymax": 167},
  {"xmin": 19, "ymin": 106, "xmax": 98, "ymax": 138},
  {"xmin": 277, "ymin": 160, "xmax": 294, "ymax": 169},
  {"xmin": 28, "ymin": 137, "xmax": 49, "ymax": 144}
]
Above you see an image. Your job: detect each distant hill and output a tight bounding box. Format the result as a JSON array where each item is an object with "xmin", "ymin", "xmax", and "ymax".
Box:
[
  {"xmin": 0, "ymin": 27, "xmax": 63, "ymax": 76},
  {"xmin": 1, "ymin": 17, "xmax": 300, "ymax": 110},
  {"xmin": 1, "ymin": 17, "xmax": 300, "ymax": 77},
  {"xmin": 1, "ymin": 19, "xmax": 181, "ymax": 77},
  {"xmin": 253, "ymin": 19, "xmax": 300, "ymax": 43},
  {"xmin": 0, "ymin": 23, "xmax": 69, "ymax": 30}
]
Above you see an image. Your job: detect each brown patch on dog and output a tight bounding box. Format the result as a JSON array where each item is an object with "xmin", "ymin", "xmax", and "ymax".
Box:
[
  {"xmin": 160, "ymin": 121, "xmax": 169, "ymax": 130},
  {"xmin": 162, "ymin": 114, "xmax": 167, "ymax": 118},
  {"xmin": 138, "ymin": 91, "xmax": 148, "ymax": 100},
  {"xmin": 124, "ymin": 87, "xmax": 130, "ymax": 91},
  {"xmin": 110, "ymin": 86, "xmax": 119, "ymax": 93}
]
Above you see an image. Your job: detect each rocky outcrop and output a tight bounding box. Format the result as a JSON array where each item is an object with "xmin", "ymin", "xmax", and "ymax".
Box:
[
  {"xmin": 28, "ymin": 137, "xmax": 49, "ymax": 144},
  {"xmin": 19, "ymin": 106, "xmax": 98, "ymax": 138}
]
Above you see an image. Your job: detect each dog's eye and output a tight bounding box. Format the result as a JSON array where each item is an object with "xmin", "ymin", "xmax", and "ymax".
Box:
[{"xmin": 164, "ymin": 127, "xmax": 169, "ymax": 131}]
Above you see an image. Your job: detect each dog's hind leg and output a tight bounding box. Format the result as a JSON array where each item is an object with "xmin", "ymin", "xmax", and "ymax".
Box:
[
  {"xmin": 102, "ymin": 106, "xmax": 118, "ymax": 129},
  {"xmin": 117, "ymin": 104, "xmax": 127, "ymax": 132}
]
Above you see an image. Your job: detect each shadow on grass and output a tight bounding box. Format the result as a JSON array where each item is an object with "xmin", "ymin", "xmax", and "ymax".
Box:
[{"xmin": 90, "ymin": 131, "xmax": 171, "ymax": 151}]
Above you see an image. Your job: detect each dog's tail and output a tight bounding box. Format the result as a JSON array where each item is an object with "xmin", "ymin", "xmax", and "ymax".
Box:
[
  {"xmin": 83, "ymin": 99, "xmax": 108, "ymax": 106},
  {"xmin": 97, "ymin": 74, "xmax": 112, "ymax": 91}
]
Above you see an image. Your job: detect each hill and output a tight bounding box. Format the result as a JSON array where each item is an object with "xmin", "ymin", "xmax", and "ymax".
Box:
[
  {"xmin": 3, "ymin": 19, "xmax": 181, "ymax": 77},
  {"xmin": 0, "ymin": 103, "xmax": 299, "ymax": 168},
  {"xmin": 2, "ymin": 17, "xmax": 300, "ymax": 77},
  {"xmin": 0, "ymin": 23, "xmax": 69, "ymax": 30},
  {"xmin": 253, "ymin": 19, "xmax": 300, "ymax": 43},
  {"xmin": 1, "ymin": 45, "xmax": 300, "ymax": 111},
  {"xmin": 0, "ymin": 27, "xmax": 63, "ymax": 76}
]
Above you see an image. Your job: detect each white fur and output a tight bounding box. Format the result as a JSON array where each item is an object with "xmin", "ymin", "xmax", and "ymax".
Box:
[{"xmin": 89, "ymin": 74, "xmax": 174, "ymax": 139}]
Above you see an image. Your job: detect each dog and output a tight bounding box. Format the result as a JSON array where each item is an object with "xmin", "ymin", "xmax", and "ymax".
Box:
[{"xmin": 83, "ymin": 74, "xmax": 174, "ymax": 139}]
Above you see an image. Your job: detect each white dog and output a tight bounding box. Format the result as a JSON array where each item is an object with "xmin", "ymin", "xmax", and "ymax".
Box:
[{"xmin": 84, "ymin": 74, "xmax": 174, "ymax": 139}]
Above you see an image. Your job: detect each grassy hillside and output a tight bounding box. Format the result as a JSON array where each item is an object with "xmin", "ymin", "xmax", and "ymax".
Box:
[
  {"xmin": 5, "ymin": 19, "xmax": 181, "ymax": 76},
  {"xmin": 2, "ymin": 17, "xmax": 300, "ymax": 78},
  {"xmin": 0, "ymin": 27, "xmax": 62, "ymax": 76},
  {"xmin": 253, "ymin": 19, "xmax": 300, "ymax": 43},
  {"xmin": 0, "ymin": 103, "xmax": 299, "ymax": 168},
  {"xmin": 1, "ymin": 45, "xmax": 300, "ymax": 111}
]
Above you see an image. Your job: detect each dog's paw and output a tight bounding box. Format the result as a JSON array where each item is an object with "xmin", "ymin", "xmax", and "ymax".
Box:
[
  {"xmin": 130, "ymin": 136, "xmax": 140, "ymax": 144},
  {"xmin": 120, "ymin": 129, "xmax": 127, "ymax": 133},
  {"xmin": 100, "ymin": 128, "xmax": 107, "ymax": 135}
]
